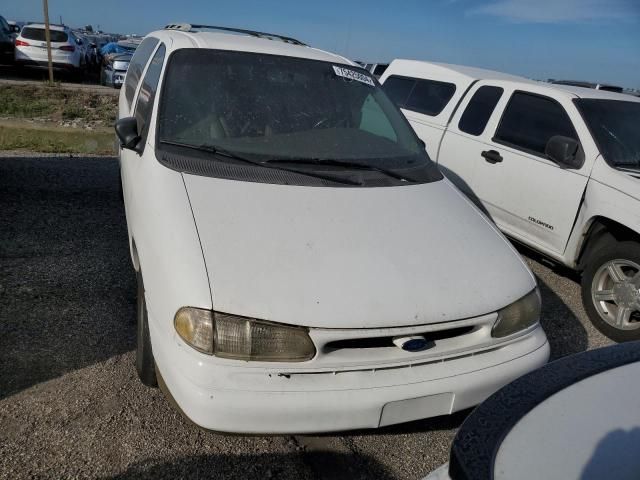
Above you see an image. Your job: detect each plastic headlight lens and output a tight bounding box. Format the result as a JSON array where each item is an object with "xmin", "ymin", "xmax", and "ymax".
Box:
[
  {"xmin": 174, "ymin": 307, "xmax": 214, "ymax": 354},
  {"xmin": 492, "ymin": 289, "xmax": 541, "ymax": 338},
  {"xmin": 174, "ymin": 309, "xmax": 315, "ymax": 362}
]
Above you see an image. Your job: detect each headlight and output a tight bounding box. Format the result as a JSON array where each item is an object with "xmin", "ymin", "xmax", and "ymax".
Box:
[
  {"xmin": 174, "ymin": 307, "xmax": 214, "ymax": 354},
  {"xmin": 174, "ymin": 308, "xmax": 316, "ymax": 362},
  {"xmin": 492, "ymin": 289, "xmax": 541, "ymax": 338}
]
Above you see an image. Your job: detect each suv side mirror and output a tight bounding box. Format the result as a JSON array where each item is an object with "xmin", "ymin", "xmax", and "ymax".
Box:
[
  {"xmin": 115, "ymin": 117, "xmax": 141, "ymax": 152},
  {"xmin": 545, "ymin": 135, "xmax": 583, "ymax": 169}
]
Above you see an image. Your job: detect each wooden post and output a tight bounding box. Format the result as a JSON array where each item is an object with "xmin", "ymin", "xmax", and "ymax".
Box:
[{"xmin": 42, "ymin": 0, "xmax": 54, "ymax": 84}]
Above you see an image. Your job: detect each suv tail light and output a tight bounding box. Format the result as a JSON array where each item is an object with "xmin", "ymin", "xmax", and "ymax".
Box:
[
  {"xmin": 59, "ymin": 45, "xmax": 75, "ymax": 52},
  {"xmin": 15, "ymin": 39, "xmax": 29, "ymax": 47}
]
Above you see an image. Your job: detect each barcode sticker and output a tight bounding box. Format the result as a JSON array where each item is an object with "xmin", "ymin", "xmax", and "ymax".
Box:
[{"xmin": 332, "ymin": 66, "xmax": 375, "ymax": 87}]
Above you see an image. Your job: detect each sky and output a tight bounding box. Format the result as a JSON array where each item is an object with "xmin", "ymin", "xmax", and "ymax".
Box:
[{"xmin": 5, "ymin": 0, "xmax": 640, "ymax": 89}]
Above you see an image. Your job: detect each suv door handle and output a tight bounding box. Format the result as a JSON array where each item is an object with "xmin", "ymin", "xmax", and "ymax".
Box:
[{"xmin": 481, "ymin": 150, "xmax": 503, "ymax": 164}]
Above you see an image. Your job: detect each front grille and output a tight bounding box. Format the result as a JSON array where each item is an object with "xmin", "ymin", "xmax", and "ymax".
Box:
[{"xmin": 323, "ymin": 326, "xmax": 475, "ymax": 352}]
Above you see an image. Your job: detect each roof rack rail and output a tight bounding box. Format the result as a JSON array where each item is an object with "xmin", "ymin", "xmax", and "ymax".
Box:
[{"xmin": 163, "ymin": 23, "xmax": 307, "ymax": 46}]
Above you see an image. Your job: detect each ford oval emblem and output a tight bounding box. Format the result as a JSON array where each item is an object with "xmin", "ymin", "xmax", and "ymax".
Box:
[
  {"xmin": 393, "ymin": 335, "xmax": 431, "ymax": 352},
  {"xmin": 402, "ymin": 338, "xmax": 429, "ymax": 352}
]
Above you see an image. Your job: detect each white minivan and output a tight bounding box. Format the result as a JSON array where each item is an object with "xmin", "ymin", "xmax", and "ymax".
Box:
[{"xmin": 115, "ymin": 24, "xmax": 549, "ymax": 434}]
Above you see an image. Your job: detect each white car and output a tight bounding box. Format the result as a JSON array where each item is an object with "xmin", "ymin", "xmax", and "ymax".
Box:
[
  {"xmin": 423, "ymin": 342, "xmax": 640, "ymax": 480},
  {"xmin": 115, "ymin": 23, "xmax": 549, "ymax": 434},
  {"xmin": 381, "ymin": 60, "xmax": 640, "ymax": 342},
  {"xmin": 14, "ymin": 23, "xmax": 86, "ymax": 74}
]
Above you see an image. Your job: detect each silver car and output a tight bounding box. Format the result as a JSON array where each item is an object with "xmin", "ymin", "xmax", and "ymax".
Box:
[{"xmin": 100, "ymin": 52, "xmax": 131, "ymax": 88}]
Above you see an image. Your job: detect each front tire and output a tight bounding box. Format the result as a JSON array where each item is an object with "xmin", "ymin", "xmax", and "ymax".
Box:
[
  {"xmin": 581, "ymin": 241, "xmax": 640, "ymax": 342},
  {"xmin": 136, "ymin": 271, "xmax": 158, "ymax": 386}
]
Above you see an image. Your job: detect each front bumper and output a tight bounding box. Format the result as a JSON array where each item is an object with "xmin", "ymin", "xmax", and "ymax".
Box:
[
  {"xmin": 112, "ymin": 71, "xmax": 125, "ymax": 87},
  {"xmin": 152, "ymin": 318, "xmax": 549, "ymax": 434}
]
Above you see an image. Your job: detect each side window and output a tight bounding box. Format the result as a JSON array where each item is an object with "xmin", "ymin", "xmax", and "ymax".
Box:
[
  {"xmin": 495, "ymin": 91, "xmax": 578, "ymax": 156},
  {"xmin": 458, "ymin": 86, "xmax": 504, "ymax": 136},
  {"xmin": 133, "ymin": 44, "xmax": 166, "ymax": 150},
  {"xmin": 124, "ymin": 37, "xmax": 159, "ymax": 108},
  {"xmin": 404, "ymin": 79, "xmax": 456, "ymax": 117},
  {"xmin": 382, "ymin": 76, "xmax": 416, "ymax": 108},
  {"xmin": 359, "ymin": 94, "xmax": 397, "ymax": 142}
]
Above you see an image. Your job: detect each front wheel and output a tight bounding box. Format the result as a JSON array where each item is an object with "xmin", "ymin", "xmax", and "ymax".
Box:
[
  {"xmin": 581, "ymin": 241, "xmax": 640, "ymax": 342},
  {"xmin": 136, "ymin": 271, "xmax": 158, "ymax": 386}
]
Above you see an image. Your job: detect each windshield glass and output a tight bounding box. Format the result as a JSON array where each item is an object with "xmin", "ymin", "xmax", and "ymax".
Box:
[
  {"xmin": 158, "ymin": 49, "xmax": 438, "ymax": 184},
  {"xmin": 576, "ymin": 99, "xmax": 640, "ymax": 169}
]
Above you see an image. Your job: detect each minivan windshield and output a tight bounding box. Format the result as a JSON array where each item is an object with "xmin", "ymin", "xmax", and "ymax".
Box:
[
  {"xmin": 576, "ymin": 99, "xmax": 640, "ymax": 170},
  {"xmin": 158, "ymin": 49, "xmax": 440, "ymax": 185}
]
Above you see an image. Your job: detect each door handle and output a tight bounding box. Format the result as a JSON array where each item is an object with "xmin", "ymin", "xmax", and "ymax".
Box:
[{"xmin": 481, "ymin": 150, "xmax": 503, "ymax": 164}]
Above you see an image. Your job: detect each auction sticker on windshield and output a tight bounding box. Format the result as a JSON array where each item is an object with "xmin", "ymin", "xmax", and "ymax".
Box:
[{"xmin": 332, "ymin": 66, "xmax": 375, "ymax": 87}]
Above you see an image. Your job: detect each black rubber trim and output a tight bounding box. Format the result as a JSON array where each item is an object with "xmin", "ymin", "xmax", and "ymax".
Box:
[{"xmin": 449, "ymin": 342, "xmax": 640, "ymax": 480}]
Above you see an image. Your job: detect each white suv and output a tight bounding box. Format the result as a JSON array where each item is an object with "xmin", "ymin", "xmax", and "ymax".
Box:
[
  {"xmin": 115, "ymin": 24, "xmax": 549, "ymax": 433},
  {"xmin": 15, "ymin": 23, "xmax": 86, "ymax": 74},
  {"xmin": 380, "ymin": 60, "xmax": 640, "ymax": 342}
]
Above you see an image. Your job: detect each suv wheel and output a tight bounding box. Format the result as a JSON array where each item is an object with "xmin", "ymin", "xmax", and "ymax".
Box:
[
  {"xmin": 582, "ymin": 241, "xmax": 640, "ymax": 342},
  {"xmin": 136, "ymin": 271, "xmax": 158, "ymax": 386}
]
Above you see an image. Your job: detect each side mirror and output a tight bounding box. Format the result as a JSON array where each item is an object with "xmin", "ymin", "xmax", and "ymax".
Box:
[
  {"xmin": 545, "ymin": 135, "xmax": 583, "ymax": 169},
  {"xmin": 115, "ymin": 117, "xmax": 141, "ymax": 152}
]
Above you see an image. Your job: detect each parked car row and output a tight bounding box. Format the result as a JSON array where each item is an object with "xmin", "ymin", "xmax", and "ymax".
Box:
[{"xmin": 0, "ymin": 17, "xmax": 137, "ymax": 85}]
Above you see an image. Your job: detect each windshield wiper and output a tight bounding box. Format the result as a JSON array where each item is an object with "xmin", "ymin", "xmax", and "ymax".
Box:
[
  {"xmin": 159, "ymin": 140, "xmax": 362, "ymax": 186},
  {"xmin": 263, "ymin": 158, "xmax": 417, "ymax": 183}
]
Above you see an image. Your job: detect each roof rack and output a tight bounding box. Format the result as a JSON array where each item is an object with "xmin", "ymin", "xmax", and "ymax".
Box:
[{"xmin": 164, "ymin": 23, "xmax": 307, "ymax": 46}]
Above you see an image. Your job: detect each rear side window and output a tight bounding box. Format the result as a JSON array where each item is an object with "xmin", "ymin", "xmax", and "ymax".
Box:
[
  {"xmin": 21, "ymin": 27, "xmax": 68, "ymax": 43},
  {"xmin": 458, "ymin": 86, "xmax": 504, "ymax": 136},
  {"xmin": 134, "ymin": 44, "xmax": 166, "ymax": 150},
  {"xmin": 495, "ymin": 91, "xmax": 578, "ymax": 156},
  {"xmin": 405, "ymin": 79, "xmax": 456, "ymax": 116},
  {"xmin": 382, "ymin": 76, "xmax": 415, "ymax": 107},
  {"xmin": 124, "ymin": 36, "xmax": 159, "ymax": 108}
]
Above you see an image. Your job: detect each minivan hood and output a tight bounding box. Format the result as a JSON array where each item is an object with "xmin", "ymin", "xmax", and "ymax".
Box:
[{"xmin": 184, "ymin": 175, "xmax": 535, "ymax": 328}]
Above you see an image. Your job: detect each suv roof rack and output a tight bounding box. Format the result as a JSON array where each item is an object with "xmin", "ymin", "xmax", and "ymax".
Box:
[{"xmin": 164, "ymin": 23, "xmax": 306, "ymax": 46}]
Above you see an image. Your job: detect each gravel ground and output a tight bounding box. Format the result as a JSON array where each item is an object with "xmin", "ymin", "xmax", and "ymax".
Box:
[{"xmin": 0, "ymin": 156, "xmax": 612, "ymax": 480}]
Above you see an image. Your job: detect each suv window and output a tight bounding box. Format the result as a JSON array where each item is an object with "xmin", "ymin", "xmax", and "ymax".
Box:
[
  {"xmin": 21, "ymin": 27, "xmax": 68, "ymax": 43},
  {"xmin": 405, "ymin": 79, "xmax": 456, "ymax": 116},
  {"xmin": 0, "ymin": 16, "xmax": 10, "ymax": 33},
  {"xmin": 458, "ymin": 86, "xmax": 504, "ymax": 136},
  {"xmin": 124, "ymin": 36, "xmax": 159, "ymax": 108},
  {"xmin": 134, "ymin": 44, "xmax": 166, "ymax": 150},
  {"xmin": 382, "ymin": 76, "xmax": 415, "ymax": 108},
  {"xmin": 495, "ymin": 91, "xmax": 578, "ymax": 156}
]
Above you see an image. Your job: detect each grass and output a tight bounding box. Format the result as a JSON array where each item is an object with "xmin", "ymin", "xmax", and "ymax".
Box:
[
  {"xmin": 0, "ymin": 84, "xmax": 118, "ymax": 154},
  {"xmin": 0, "ymin": 84, "xmax": 117, "ymax": 124},
  {"xmin": 0, "ymin": 121, "xmax": 115, "ymax": 155}
]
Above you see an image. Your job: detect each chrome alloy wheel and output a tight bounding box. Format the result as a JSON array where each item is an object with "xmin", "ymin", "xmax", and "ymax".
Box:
[{"xmin": 591, "ymin": 259, "xmax": 640, "ymax": 330}]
